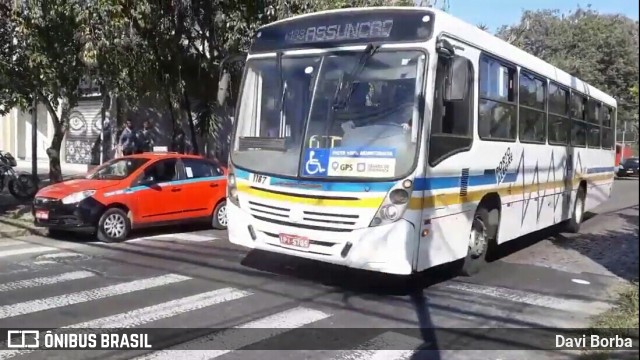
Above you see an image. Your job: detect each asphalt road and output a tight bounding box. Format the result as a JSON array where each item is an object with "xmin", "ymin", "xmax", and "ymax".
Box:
[{"xmin": 0, "ymin": 179, "xmax": 638, "ymax": 360}]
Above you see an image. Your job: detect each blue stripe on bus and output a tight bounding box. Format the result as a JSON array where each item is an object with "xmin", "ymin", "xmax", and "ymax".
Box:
[
  {"xmin": 587, "ymin": 166, "xmax": 615, "ymax": 174},
  {"xmin": 233, "ymin": 165, "xmax": 613, "ymax": 194}
]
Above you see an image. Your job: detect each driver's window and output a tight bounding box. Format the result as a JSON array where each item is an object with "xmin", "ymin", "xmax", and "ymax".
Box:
[{"xmin": 141, "ymin": 159, "xmax": 179, "ymax": 184}]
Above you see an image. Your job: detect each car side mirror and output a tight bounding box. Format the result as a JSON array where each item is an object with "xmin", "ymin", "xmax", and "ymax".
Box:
[{"xmin": 444, "ymin": 56, "xmax": 470, "ymax": 102}]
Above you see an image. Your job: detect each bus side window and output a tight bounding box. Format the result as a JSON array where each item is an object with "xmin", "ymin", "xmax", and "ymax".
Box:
[{"xmin": 428, "ymin": 55, "xmax": 474, "ymax": 166}]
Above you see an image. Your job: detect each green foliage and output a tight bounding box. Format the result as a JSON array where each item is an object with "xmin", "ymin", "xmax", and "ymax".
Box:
[{"xmin": 497, "ymin": 6, "xmax": 639, "ymax": 125}]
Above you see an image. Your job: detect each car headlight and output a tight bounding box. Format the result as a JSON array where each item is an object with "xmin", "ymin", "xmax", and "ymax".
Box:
[
  {"xmin": 61, "ymin": 190, "xmax": 96, "ymax": 204},
  {"xmin": 370, "ymin": 180, "xmax": 413, "ymax": 227}
]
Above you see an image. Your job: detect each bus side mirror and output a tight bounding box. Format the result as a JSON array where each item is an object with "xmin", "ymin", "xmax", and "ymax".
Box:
[
  {"xmin": 444, "ymin": 56, "xmax": 470, "ymax": 102},
  {"xmin": 217, "ymin": 72, "xmax": 231, "ymax": 107}
]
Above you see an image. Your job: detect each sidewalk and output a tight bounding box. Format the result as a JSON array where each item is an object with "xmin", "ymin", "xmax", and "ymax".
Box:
[
  {"xmin": 1, "ymin": 162, "xmax": 87, "ymax": 239},
  {"xmin": 14, "ymin": 159, "xmax": 88, "ymax": 177}
]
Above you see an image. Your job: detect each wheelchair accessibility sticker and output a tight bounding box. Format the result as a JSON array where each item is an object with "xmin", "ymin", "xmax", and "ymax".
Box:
[{"xmin": 302, "ymin": 147, "xmax": 396, "ymax": 178}]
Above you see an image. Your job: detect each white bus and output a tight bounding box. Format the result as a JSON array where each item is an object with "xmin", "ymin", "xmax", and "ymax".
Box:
[{"xmin": 222, "ymin": 7, "xmax": 617, "ymax": 276}]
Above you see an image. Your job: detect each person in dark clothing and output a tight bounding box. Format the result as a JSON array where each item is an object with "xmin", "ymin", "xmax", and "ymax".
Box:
[
  {"xmin": 171, "ymin": 128, "xmax": 186, "ymax": 154},
  {"xmin": 119, "ymin": 120, "xmax": 137, "ymax": 156},
  {"xmin": 138, "ymin": 120, "xmax": 155, "ymax": 153}
]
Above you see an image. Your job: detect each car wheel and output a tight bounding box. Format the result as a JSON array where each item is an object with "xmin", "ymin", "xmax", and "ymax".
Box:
[
  {"xmin": 97, "ymin": 208, "xmax": 131, "ymax": 243},
  {"xmin": 211, "ymin": 200, "xmax": 228, "ymax": 230}
]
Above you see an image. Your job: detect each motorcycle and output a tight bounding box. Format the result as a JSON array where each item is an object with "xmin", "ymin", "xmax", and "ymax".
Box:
[{"xmin": 0, "ymin": 151, "xmax": 39, "ymax": 201}]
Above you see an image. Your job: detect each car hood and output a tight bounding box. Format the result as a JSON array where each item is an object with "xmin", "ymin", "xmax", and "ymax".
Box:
[{"xmin": 36, "ymin": 179, "xmax": 123, "ymax": 199}]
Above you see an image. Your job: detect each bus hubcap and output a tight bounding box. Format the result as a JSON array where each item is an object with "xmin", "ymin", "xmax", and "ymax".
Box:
[{"xmin": 469, "ymin": 218, "xmax": 487, "ymax": 258}]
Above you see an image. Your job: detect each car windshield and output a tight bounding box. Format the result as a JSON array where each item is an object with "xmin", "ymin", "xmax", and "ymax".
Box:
[
  {"xmin": 623, "ymin": 158, "xmax": 639, "ymax": 166},
  {"xmin": 87, "ymin": 158, "xmax": 150, "ymax": 180},
  {"xmin": 231, "ymin": 49, "xmax": 426, "ymax": 180}
]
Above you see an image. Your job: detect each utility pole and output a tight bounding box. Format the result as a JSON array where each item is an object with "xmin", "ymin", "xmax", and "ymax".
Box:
[{"xmin": 31, "ymin": 95, "xmax": 38, "ymax": 184}]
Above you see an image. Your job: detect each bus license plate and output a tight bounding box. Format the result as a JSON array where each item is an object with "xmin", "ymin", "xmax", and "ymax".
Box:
[
  {"xmin": 35, "ymin": 210, "xmax": 49, "ymax": 220},
  {"xmin": 279, "ymin": 234, "xmax": 310, "ymax": 248}
]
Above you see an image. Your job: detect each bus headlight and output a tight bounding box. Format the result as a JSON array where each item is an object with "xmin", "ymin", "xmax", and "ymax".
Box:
[
  {"xmin": 227, "ymin": 173, "xmax": 239, "ymax": 206},
  {"xmin": 369, "ymin": 182, "xmax": 412, "ymax": 227}
]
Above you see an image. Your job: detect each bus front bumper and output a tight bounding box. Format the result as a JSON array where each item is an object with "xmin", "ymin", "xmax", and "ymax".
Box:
[{"xmin": 227, "ymin": 201, "xmax": 415, "ymax": 275}]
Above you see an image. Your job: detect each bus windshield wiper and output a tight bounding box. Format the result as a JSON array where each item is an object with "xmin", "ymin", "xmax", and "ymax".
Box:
[{"xmin": 332, "ymin": 43, "xmax": 380, "ymax": 110}]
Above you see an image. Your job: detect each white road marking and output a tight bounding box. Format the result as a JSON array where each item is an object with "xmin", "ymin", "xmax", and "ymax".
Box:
[
  {"xmin": 571, "ymin": 278, "xmax": 591, "ymax": 285},
  {"xmin": 0, "ymin": 240, "xmax": 28, "ymax": 248},
  {"xmin": 36, "ymin": 252, "xmax": 86, "ymax": 260},
  {"xmin": 130, "ymin": 233, "xmax": 217, "ymax": 243},
  {"xmin": 0, "ymin": 274, "xmax": 190, "ymax": 319},
  {"xmin": 446, "ymin": 282, "xmax": 611, "ymax": 315},
  {"xmin": 0, "ymin": 271, "xmax": 95, "ymax": 292},
  {"xmin": 68, "ymin": 287, "xmax": 252, "ymax": 328},
  {"xmin": 33, "ymin": 260, "xmax": 57, "ymax": 265},
  {"xmin": 135, "ymin": 307, "xmax": 331, "ymax": 360},
  {"xmin": 0, "ymin": 246, "xmax": 57, "ymax": 258},
  {"xmin": 331, "ymin": 332, "xmax": 422, "ymax": 360},
  {"xmin": 0, "ymin": 288, "xmax": 252, "ymax": 360}
]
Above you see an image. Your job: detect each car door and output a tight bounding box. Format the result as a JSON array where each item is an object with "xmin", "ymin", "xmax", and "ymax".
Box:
[
  {"xmin": 131, "ymin": 157, "xmax": 185, "ymax": 224},
  {"xmin": 181, "ymin": 158, "xmax": 226, "ymax": 218}
]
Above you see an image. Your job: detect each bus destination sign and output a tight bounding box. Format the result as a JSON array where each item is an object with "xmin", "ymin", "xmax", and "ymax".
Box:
[
  {"xmin": 284, "ymin": 20, "xmax": 395, "ymax": 44},
  {"xmin": 250, "ymin": 9, "xmax": 435, "ymax": 53}
]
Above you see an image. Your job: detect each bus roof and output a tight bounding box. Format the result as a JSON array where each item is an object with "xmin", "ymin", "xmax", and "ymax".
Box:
[{"xmin": 258, "ymin": 6, "xmax": 617, "ymax": 108}]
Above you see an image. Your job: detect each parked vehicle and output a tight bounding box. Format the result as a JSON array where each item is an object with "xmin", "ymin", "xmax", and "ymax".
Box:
[
  {"xmin": 617, "ymin": 157, "xmax": 639, "ymax": 177},
  {"xmin": 615, "ymin": 143, "xmax": 633, "ymax": 166},
  {"xmin": 32, "ymin": 152, "xmax": 227, "ymax": 242},
  {"xmin": 0, "ymin": 150, "xmax": 39, "ymax": 200}
]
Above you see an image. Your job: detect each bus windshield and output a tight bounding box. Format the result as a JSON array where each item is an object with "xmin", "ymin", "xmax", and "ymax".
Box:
[{"xmin": 231, "ymin": 49, "xmax": 426, "ymax": 180}]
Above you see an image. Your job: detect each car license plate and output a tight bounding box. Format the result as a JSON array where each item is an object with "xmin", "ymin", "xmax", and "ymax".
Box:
[
  {"xmin": 35, "ymin": 210, "xmax": 49, "ymax": 220},
  {"xmin": 279, "ymin": 234, "xmax": 310, "ymax": 248},
  {"xmin": 627, "ymin": 170, "xmax": 634, "ymax": 173}
]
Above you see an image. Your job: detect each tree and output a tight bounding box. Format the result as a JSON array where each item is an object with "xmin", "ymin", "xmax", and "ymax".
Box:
[
  {"xmin": 1, "ymin": 0, "xmax": 88, "ymax": 183},
  {"xmin": 477, "ymin": 23, "xmax": 489, "ymax": 32},
  {"xmin": 497, "ymin": 6, "xmax": 639, "ymax": 128}
]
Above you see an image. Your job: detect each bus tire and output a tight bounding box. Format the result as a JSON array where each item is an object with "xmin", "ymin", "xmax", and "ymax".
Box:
[
  {"xmin": 460, "ymin": 207, "xmax": 494, "ymax": 276},
  {"xmin": 564, "ymin": 186, "xmax": 586, "ymax": 233}
]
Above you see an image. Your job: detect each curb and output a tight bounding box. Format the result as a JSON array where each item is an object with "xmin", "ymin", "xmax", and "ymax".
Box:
[{"xmin": 0, "ymin": 219, "xmax": 48, "ymax": 239}]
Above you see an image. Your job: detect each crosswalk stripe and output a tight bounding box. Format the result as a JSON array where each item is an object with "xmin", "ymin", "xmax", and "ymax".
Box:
[
  {"xmin": 67, "ymin": 287, "xmax": 252, "ymax": 328},
  {"xmin": 0, "ymin": 288, "xmax": 252, "ymax": 360},
  {"xmin": 135, "ymin": 307, "xmax": 331, "ymax": 360},
  {"xmin": 331, "ymin": 332, "xmax": 422, "ymax": 360},
  {"xmin": 0, "ymin": 246, "xmax": 57, "ymax": 258},
  {"xmin": 0, "ymin": 274, "xmax": 190, "ymax": 320},
  {"xmin": 130, "ymin": 233, "xmax": 217, "ymax": 243},
  {"xmin": 445, "ymin": 281, "xmax": 612, "ymax": 315},
  {"xmin": 0, "ymin": 271, "xmax": 95, "ymax": 292}
]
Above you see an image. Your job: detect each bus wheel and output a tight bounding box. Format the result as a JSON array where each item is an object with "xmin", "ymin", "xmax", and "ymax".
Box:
[
  {"xmin": 460, "ymin": 207, "xmax": 493, "ymax": 276},
  {"xmin": 564, "ymin": 186, "xmax": 586, "ymax": 233}
]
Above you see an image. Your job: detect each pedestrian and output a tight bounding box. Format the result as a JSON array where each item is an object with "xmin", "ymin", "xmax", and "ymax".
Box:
[
  {"xmin": 139, "ymin": 120, "xmax": 155, "ymax": 153},
  {"xmin": 119, "ymin": 120, "xmax": 137, "ymax": 156},
  {"xmin": 171, "ymin": 128, "xmax": 186, "ymax": 154}
]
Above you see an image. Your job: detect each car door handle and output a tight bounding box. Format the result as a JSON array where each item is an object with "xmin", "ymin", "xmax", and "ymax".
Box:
[
  {"xmin": 171, "ymin": 188, "xmax": 182, "ymax": 192},
  {"xmin": 209, "ymin": 183, "xmax": 219, "ymax": 188}
]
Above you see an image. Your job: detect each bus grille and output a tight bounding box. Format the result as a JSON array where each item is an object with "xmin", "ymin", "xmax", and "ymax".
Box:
[{"xmin": 247, "ymin": 200, "xmax": 361, "ymax": 232}]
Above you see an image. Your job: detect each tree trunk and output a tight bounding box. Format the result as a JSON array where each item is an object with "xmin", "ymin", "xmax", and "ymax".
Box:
[
  {"xmin": 183, "ymin": 89, "xmax": 199, "ymax": 155},
  {"xmin": 46, "ymin": 127, "xmax": 65, "ymax": 183},
  {"xmin": 39, "ymin": 93, "xmax": 68, "ymax": 183}
]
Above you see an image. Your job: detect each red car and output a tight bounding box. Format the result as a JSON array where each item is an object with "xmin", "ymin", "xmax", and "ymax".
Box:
[{"xmin": 32, "ymin": 153, "xmax": 228, "ymax": 242}]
